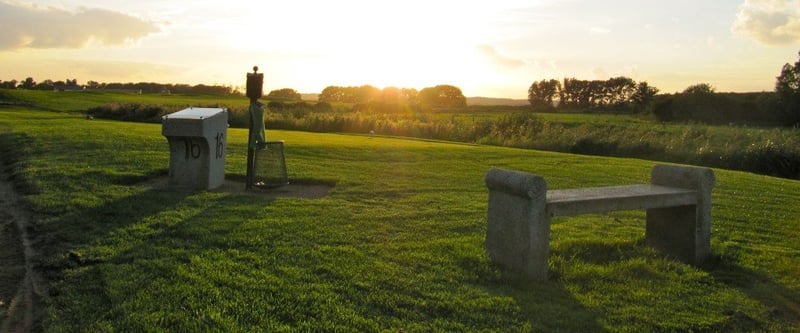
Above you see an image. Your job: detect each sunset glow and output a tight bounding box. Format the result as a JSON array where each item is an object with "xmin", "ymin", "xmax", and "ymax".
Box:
[{"xmin": 1, "ymin": 0, "xmax": 799, "ymax": 97}]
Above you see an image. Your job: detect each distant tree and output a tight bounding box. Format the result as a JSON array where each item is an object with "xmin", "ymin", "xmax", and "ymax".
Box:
[
  {"xmin": 400, "ymin": 88, "xmax": 419, "ymax": 105},
  {"xmin": 528, "ymin": 79, "xmax": 561, "ymax": 110},
  {"xmin": 267, "ymin": 88, "xmax": 302, "ymax": 101},
  {"xmin": 35, "ymin": 79, "xmax": 54, "ymax": 90},
  {"xmin": 381, "ymin": 87, "xmax": 401, "ymax": 103},
  {"xmin": 561, "ymin": 78, "xmax": 594, "ymax": 108},
  {"xmin": 354, "ymin": 85, "xmax": 381, "ymax": 104},
  {"xmin": 631, "ymin": 81, "xmax": 659, "ymax": 113},
  {"xmin": 670, "ymin": 83, "xmax": 720, "ymax": 123},
  {"xmin": 602, "ymin": 76, "xmax": 637, "ymax": 108},
  {"xmin": 318, "ymin": 86, "xmax": 343, "ymax": 103},
  {"xmin": 20, "ymin": 77, "xmax": 36, "ymax": 89},
  {"xmin": 0, "ymin": 79, "xmax": 18, "ymax": 89},
  {"xmin": 683, "ymin": 83, "xmax": 715, "ymax": 95},
  {"xmin": 318, "ymin": 85, "xmax": 380, "ymax": 103},
  {"xmin": 418, "ymin": 85, "xmax": 466, "ymax": 109},
  {"xmin": 775, "ymin": 51, "xmax": 800, "ymax": 125}
]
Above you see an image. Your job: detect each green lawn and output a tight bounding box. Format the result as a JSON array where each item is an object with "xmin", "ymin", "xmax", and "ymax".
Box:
[{"xmin": 1, "ymin": 107, "xmax": 799, "ymax": 332}]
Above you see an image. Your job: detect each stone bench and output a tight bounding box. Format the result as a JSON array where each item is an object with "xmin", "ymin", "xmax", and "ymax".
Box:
[{"xmin": 485, "ymin": 164, "xmax": 715, "ymax": 280}]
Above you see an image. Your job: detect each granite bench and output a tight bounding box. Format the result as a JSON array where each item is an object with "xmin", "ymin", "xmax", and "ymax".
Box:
[{"xmin": 485, "ymin": 164, "xmax": 715, "ymax": 280}]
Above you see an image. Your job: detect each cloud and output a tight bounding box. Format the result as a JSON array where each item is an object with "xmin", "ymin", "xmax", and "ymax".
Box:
[
  {"xmin": 732, "ymin": 0, "xmax": 800, "ymax": 45},
  {"xmin": 477, "ymin": 44, "xmax": 526, "ymax": 68},
  {"xmin": 0, "ymin": 2, "xmax": 159, "ymax": 51}
]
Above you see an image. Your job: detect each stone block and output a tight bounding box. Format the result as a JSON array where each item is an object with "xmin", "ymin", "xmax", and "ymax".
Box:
[
  {"xmin": 485, "ymin": 168, "xmax": 550, "ymax": 280},
  {"xmin": 162, "ymin": 107, "xmax": 228, "ymax": 190}
]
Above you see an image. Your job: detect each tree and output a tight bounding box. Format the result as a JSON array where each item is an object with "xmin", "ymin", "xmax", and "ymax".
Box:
[
  {"xmin": 0, "ymin": 79, "xmax": 18, "ymax": 89},
  {"xmin": 319, "ymin": 86, "xmax": 344, "ymax": 103},
  {"xmin": 399, "ymin": 88, "xmax": 419, "ymax": 105},
  {"xmin": 354, "ymin": 85, "xmax": 381, "ymax": 104},
  {"xmin": 683, "ymin": 83, "xmax": 715, "ymax": 95},
  {"xmin": 35, "ymin": 79, "xmax": 54, "ymax": 90},
  {"xmin": 776, "ymin": 51, "xmax": 800, "ymax": 125},
  {"xmin": 267, "ymin": 88, "xmax": 302, "ymax": 101},
  {"xmin": 631, "ymin": 81, "xmax": 659, "ymax": 113},
  {"xmin": 676, "ymin": 83, "xmax": 720, "ymax": 123},
  {"xmin": 318, "ymin": 85, "xmax": 380, "ymax": 103},
  {"xmin": 20, "ymin": 77, "xmax": 36, "ymax": 89},
  {"xmin": 603, "ymin": 76, "xmax": 637, "ymax": 108},
  {"xmin": 418, "ymin": 85, "xmax": 466, "ymax": 109},
  {"xmin": 528, "ymin": 79, "xmax": 561, "ymax": 110}
]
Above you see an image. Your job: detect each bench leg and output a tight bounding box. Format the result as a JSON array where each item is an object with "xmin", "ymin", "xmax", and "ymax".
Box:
[
  {"xmin": 646, "ymin": 205, "xmax": 703, "ymax": 264},
  {"xmin": 485, "ymin": 169, "xmax": 550, "ymax": 280},
  {"xmin": 647, "ymin": 165, "xmax": 714, "ymax": 266}
]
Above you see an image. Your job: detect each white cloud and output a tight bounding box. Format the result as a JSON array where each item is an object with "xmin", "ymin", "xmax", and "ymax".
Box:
[
  {"xmin": 732, "ymin": 0, "xmax": 800, "ymax": 45},
  {"xmin": 0, "ymin": 1, "xmax": 159, "ymax": 50},
  {"xmin": 477, "ymin": 44, "xmax": 526, "ymax": 69}
]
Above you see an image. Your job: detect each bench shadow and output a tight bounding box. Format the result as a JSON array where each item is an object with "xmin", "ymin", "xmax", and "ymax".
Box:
[
  {"xmin": 461, "ymin": 257, "xmax": 609, "ymax": 332},
  {"xmin": 709, "ymin": 257, "xmax": 800, "ymax": 324},
  {"xmin": 547, "ymin": 238, "xmax": 800, "ymax": 329}
]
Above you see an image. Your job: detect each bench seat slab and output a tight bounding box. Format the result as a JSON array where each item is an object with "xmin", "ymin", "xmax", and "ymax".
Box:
[{"xmin": 547, "ymin": 184, "xmax": 697, "ymax": 217}]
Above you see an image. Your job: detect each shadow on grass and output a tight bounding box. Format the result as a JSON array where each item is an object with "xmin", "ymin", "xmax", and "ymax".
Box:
[
  {"xmin": 548, "ymin": 237, "xmax": 799, "ymax": 331},
  {"xmin": 461, "ymin": 257, "xmax": 609, "ymax": 332},
  {"xmin": 39, "ymin": 181, "xmax": 280, "ymax": 330},
  {"xmin": 710, "ymin": 256, "xmax": 800, "ymax": 327},
  {"xmin": 556, "ymin": 236, "xmax": 799, "ymax": 325},
  {"xmin": 34, "ymin": 187, "xmax": 192, "ymax": 279}
]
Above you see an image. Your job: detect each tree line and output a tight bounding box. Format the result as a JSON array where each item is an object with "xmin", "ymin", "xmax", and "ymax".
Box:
[
  {"xmin": 0, "ymin": 77, "xmax": 237, "ymax": 95},
  {"xmin": 527, "ymin": 51, "xmax": 800, "ymax": 126},
  {"xmin": 648, "ymin": 52, "xmax": 799, "ymax": 126},
  {"xmin": 528, "ymin": 76, "xmax": 658, "ymax": 113},
  {"xmin": 317, "ymin": 84, "xmax": 466, "ymax": 112},
  {"xmin": 262, "ymin": 85, "xmax": 467, "ymax": 115},
  {"xmin": 4, "ymin": 50, "xmax": 798, "ymax": 125}
]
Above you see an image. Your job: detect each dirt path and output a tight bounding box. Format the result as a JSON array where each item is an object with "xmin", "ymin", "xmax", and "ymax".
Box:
[{"xmin": 0, "ymin": 177, "xmax": 43, "ymax": 333}]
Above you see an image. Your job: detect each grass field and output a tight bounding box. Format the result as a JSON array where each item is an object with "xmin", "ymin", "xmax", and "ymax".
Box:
[{"xmin": 1, "ymin": 104, "xmax": 799, "ymax": 332}]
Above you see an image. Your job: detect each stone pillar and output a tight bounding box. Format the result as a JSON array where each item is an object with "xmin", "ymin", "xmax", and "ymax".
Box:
[
  {"xmin": 485, "ymin": 168, "xmax": 550, "ymax": 280},
  {"xmin": 646, "ymin": 164, "xmax": 715, "ymax": 266}
]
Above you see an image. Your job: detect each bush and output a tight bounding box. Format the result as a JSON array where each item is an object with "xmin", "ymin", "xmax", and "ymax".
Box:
[{"xmin": 86, "ymin": 103, "xmax": 174, "ymax": 123}]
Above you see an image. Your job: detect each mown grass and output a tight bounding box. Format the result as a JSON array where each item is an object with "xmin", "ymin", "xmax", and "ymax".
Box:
[{"xmin": 1, "ymin": 106, "xmax": 799, "ymax": 332}]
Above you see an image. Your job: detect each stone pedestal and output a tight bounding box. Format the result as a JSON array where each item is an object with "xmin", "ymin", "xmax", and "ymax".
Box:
[{"xmin": 162, "ymin": 107, "xmax": 227, "ymax": 190}]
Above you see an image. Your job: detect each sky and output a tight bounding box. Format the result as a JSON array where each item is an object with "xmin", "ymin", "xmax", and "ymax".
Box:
[{"xmin": 0, "ymin": 0, "xmax": 799, "ymax": 98}]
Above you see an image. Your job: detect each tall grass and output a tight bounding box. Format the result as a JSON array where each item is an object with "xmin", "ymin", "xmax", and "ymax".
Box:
[
  {"xmin": 257, "ymin": 111, "xmax": 800, "ymax": 179},
  {"xmin": 82, "ymin": 102, "xmax": 800, "ymax": 179}
]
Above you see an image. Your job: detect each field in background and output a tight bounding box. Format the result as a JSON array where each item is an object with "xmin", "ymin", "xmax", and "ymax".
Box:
[
  {"xmin": 2, "ymin": 90, "xmax": 799, "ymax": 181},
  {"xmin": 0, "ymin": 103, "xmax": 799, "ymax": 331}
]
